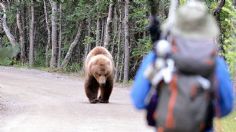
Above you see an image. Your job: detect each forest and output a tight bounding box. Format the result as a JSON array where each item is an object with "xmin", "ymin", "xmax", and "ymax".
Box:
[{"xmin": 0, "ymin": 0, "xmax": 235, "ymax": 83}]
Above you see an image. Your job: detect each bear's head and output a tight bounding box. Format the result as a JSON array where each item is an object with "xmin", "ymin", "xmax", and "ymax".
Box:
[{"xmin": 89, "ymin": 55, "xmax": 113, "ymax": 86}]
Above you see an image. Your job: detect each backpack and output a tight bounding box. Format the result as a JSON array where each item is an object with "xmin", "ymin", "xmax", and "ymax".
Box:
[{"xmin": 144, "ymin": 36, "xmax": 217, "ymax": 132}]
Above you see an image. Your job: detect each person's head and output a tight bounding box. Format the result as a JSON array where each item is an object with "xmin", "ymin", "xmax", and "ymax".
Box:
[{"xmin": 164, "ymin": 1, "xmax": 219, "ymax": 40}]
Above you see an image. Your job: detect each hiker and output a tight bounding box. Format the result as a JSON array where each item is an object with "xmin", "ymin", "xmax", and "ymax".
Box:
[{"xmin": 131, "ymin": 1, "xmax": 234, "ymax": 132}]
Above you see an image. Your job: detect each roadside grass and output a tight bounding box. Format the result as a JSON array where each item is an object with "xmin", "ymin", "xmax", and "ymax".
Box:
[
  {"xmin": 215, "ymin": 110, "xmax": 236, "ymax": 132},
  {"xmin": 12, "ymin": 62, "xmax": 84, "ymax": 74}
]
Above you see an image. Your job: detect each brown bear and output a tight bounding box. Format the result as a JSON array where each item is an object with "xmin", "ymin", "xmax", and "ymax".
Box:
[{"xmin": 84, "ymin": 46, "xmax": 114, "ymax": 103}]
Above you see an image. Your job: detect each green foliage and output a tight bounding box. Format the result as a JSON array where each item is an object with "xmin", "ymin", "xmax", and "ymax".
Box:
[
  {"xmin": 132, "ymin": 36, "xmax": 152, "ymax": 58},
  {"xmin": 130, "ymin": 0, "xmax": 148, "ymax": 32},
  {"xmin": 0, "ymin": 46, "xmax": 19, "ymax": 59},
  {"xmin": 61, "ymin": 42, "xmax": 70, "ymax": 54},
  {"xmin": 2, "ymin": 37, "xmax": 11, "ymax": 47},
  {"xmin": 63, "ymin": 63, "xmax": 82, "ymax": 73},
  {"xmin": 0, "ymin": 57, "xmax": 13, "ymax": 66},
  {"xmin": 66, "ymin": 0, "xmax": 106, "ymax": 21},
  {"xmin": 5, "ymin": 6, "xmax": 17, "ymax": 25},
  {"xmin": 34, "ymin": 48, "xmax": 46, "ymax": 67},
  {"xmin": 217, "ymin": 111, "xmax": 236, "ymax": 132},
  {"xmin": 0, "ymin": 46, "xmax": 20, "ymax": 66},
  {"xmin": 217, "ymin": 1, "xmax": 236, "ymax": 76},
  {"xmin": 179, "ymin": 0, "xmax": 186, "ymax": 5},
  {"xmin": 129, "ymin": 0, "xmax": 153, "ymax": 65},
  {"xmin": 223, "ymin": 43, "xmax": 236, "ymax": 76},
  {"xmin": 83, "ymin": 36, "xmax": 95, "ymax": 45},
  {"xmin": 95, "ymin": 0, "xmax": 109, "ymax": 18},
  {"xmin": 74, "ymin": 1, "xmax": 93, "ymax": 20}
]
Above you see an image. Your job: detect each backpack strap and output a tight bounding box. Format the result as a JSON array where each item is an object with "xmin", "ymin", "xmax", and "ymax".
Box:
[{"xmin": 165, "ymin": 74, "xmax": 178, "ymax": 128}]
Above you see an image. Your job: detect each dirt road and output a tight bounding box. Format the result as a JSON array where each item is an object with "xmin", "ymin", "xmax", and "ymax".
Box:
[{"xmin": 0, "ymin": 67, "xmax": 153, "ymax": 132}]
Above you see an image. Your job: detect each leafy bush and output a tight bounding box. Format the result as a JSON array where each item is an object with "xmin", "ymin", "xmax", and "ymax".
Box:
[
  {"xmin": 132, "ymin": 36, "xmax": 152, "ymax": 59},
  {"xmin": 34, "ymin": 48, "xmax": 46, "ymax": 67},
  {"xmin": 0, "ymin": 45, "xmax": 20, "ymax": 66},
  {"xmin": 63, "ymin": 63, "xmax": 82, "ymax": 73},
  {"xmin": 0, "ymin": 57, "xmax": 13, "ymax": 65},
  {"xmin": 219, "ymin": 1, "xmax": 236, "ymax": 76}
]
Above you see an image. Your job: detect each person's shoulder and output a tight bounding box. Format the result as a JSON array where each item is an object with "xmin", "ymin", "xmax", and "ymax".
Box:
[
  {"xmin": 142, "ymin": 51, "xmax": 156, "ymax": 62},
  {"xmin": 216, "ymin": 56, "xmax": 225, "ymax": 62},
  {"xmin": 215, "ymin": 56, "xmax": 229, "ymax": 70}
]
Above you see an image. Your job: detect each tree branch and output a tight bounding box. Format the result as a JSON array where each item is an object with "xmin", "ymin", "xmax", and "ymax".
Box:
[
  {"xmin": 234, "ymin": 0, "xmax": 236, "ymax": 8},
  {"xmin": 213, "ymin": 0, "xmax": 225, "ymax": 16},
  {"xmin": 61, "ymin": 22, "xmax": 83, "ymax": 68},
  {"xmin": 0, "ymin": 2, "xmax": 18, "ymax": 47}
]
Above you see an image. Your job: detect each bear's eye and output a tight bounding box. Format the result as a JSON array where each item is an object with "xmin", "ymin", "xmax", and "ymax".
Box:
[{"xmin": 97, "ymin": 73, "xmax": 101, "ymax": 76}]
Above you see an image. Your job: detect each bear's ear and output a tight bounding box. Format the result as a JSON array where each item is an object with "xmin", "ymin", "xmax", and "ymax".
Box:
[{"xmin": 89, "ymin": 63, "xmax": 94, "ymax": 72}]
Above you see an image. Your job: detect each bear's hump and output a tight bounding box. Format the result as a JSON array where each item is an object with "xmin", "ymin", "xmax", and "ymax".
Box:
[{"xmin": 84, "ymin": 46, "xmax": 114, "ymax": 75}]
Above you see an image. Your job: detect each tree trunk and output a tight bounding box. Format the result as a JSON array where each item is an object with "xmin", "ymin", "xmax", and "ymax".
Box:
[
  {"xmin": 16, "ymin": 1, "xmax": 25, "ymax": 62},
  {"xmin": 213, "ymin": 0, "xmax": 225, "ymax": 16},
  {"xmin": 43, "ymin": 0, "xmax": 51, "ymax": 67},
  {"xmin": 95, "ymin": 0, "xmax": 101, "ymax": 46},
  {"xmin": 119, "ymin": 54, "xmax": 124, "ymax": 82},
  {"xmin": 0, "ymin": 25, "xmax": 3, "ymax": 47},
  {"xmin": 96, "ymin": 18, "xmax": 101, "ymax": 46},
  {"xmin": 50, "ymin": 1, "xmax": 58, "ymax": 68},
  {"xmin": 213, "ymin": 0, "xmax": 225, "ymax": 53},
  {"xmin": 61, "ymin": 23, "xmax": 83, "ymax": 68},
  {"xmin": 84, "ymin": 19, "xmax": 92, "ymax": 58},
  {"xmin": 103, "ymin": 0, "xmax": 114, "ymax": 48},
  {"xmin": 111, "ymin": 7, "xmax": 118, "ymax": 56},
  {"xmin": 29, "ymin": 0, "xmax": 35, "ymax": 67},
  {"xmin": 115, "ymin": 5, "xmax": 122, "ymax": 82},
  {"xmin": 0, "ymin": 2, "xmax": 17, "ymax": 47},
  {"xmin": 57, "ymin": 4, "xmax": 62, "ymax": 68},
  {"xmin": 0, "ymin": 37, "xmax": 2, "ymax": 48},
  {"xmin": 123, "ymin": 0, "xmax": 130, "ymax": 83},
  {"xmin": 101, "ymin": 17, "xmax": 105, "ymax": 45}
]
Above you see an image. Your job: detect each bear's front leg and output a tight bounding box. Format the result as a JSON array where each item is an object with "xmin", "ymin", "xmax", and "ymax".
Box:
[
  {"xmin": 84, "ymin": 76, "xmax": 99, "ymax": 103},
  {"xmin": 98, "ymin": 77, "xmax": 113, "ymax": 103}
]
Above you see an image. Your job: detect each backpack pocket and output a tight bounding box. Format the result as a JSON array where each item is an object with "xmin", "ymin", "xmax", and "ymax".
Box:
[{"xmin": 156, "ymin": 74, "xmax": 210, "ymax": 132}]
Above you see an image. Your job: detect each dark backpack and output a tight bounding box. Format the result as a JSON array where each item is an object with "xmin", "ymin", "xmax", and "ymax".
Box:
[{"xmin": 145, "ymin": 36, "xmax": 217, "ymax": 132}]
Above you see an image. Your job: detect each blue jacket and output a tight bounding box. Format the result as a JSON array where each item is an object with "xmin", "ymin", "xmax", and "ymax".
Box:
[{"xmin": 130, "ymin": 51, "xmax": 234, "ymax": 128}]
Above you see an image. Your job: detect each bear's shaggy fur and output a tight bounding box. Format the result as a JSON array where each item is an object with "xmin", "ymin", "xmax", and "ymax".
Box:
[{"xmin": 84, "ymin": 46, "xmax": 114, "ymax": 103}]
